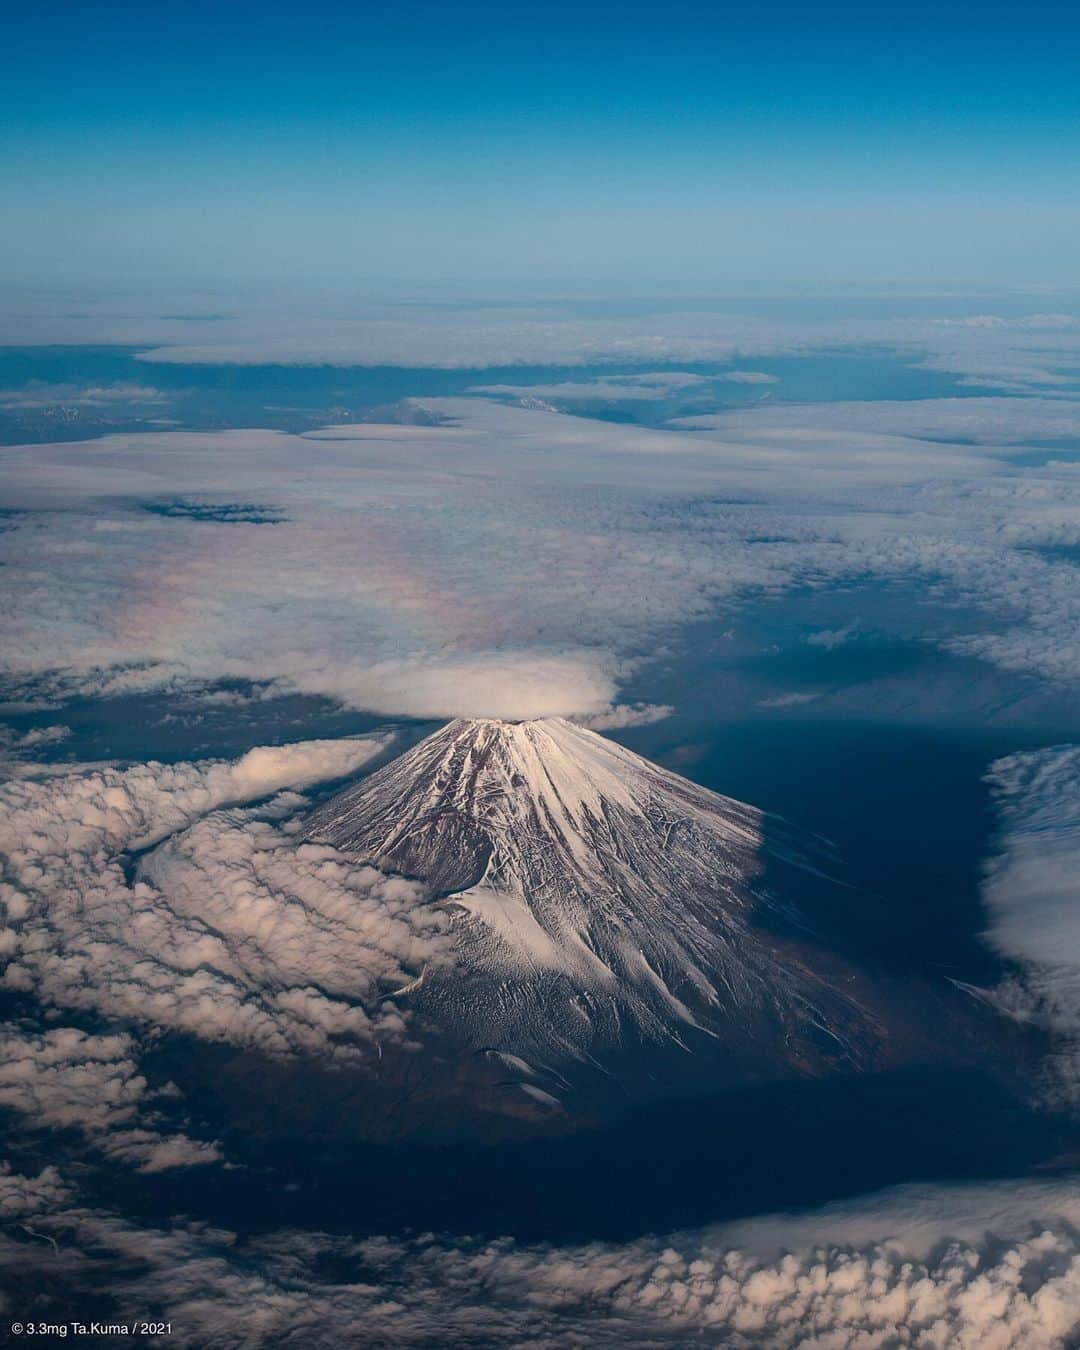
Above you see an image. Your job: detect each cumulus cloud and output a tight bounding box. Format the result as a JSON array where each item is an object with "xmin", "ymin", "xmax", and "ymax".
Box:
[
  {"xmin": 0, "ymin": 1025, "xmax": 220, "ymax": 1173},
  {"xmin": 0, "ymin": 724, "xmax": 71, "ymax": 773},
  {"xmin": 0, "ymin": 1162, "xmax": 72, "ymax": 1220},
  {"xmin": 0, "ymin": 738, "xmax": 452, "ymax": 1060},
  {"xmin": 2, "ymin": 1168, "xmax": 1079, "ymax": 1347}
]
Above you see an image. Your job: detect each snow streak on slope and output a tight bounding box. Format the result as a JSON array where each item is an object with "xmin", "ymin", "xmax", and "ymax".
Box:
[{"xmin": 306, "ymin": 718, "xmax": 880, "ymax": 1075}]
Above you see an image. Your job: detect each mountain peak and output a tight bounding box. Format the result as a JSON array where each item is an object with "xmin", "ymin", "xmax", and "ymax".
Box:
[{"xmin": 304, "ymin": 717, "xmax": 884, "ymax": 1085}]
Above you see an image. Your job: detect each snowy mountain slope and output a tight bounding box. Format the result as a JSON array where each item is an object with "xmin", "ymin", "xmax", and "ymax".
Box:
[{"xmin": 304, "ymin": 718, "xmax": 888, "ymax": 1084}]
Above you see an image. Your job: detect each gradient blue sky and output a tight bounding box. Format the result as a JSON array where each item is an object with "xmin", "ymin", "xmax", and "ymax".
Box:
[{"xmin": 3, "ymin": 0, "xmax": 1080, "ymax": 285}]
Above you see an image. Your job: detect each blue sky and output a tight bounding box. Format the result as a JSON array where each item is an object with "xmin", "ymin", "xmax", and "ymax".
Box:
[{"xmin": 3, "ymin": 0, "xmax": 1080, "ymax": 284}]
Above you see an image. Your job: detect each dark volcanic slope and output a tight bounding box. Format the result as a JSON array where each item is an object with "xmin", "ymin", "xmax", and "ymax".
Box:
[{"xmin": 305, "ymin": 717, "xmax": 907, "ymax": 1096}]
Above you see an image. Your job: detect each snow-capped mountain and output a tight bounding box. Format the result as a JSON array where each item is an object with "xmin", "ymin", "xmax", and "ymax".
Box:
[{"xmin": 305, "ymin": 717, "xmax": 891, "ymax": 1098}]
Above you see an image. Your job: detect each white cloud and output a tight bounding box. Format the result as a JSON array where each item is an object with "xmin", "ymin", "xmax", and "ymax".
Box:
[
  {"xmin": 12, "ymin": 725, "xmax": 70, "ymax": 747},
  {"xmin": 2, "ymin": 289, "xmax": 1079, "ymax": 394},
  {"xmin": 756, "ymin": 692, "xmax": 821, "ymax": 708},
  {"xmin": 0, "ymin": 1162, "xmax": 72, "ymax": 1220},
  {"xmin": 574, "ymin": 702, "xmax": 674, "ymax": 730},
  {"xmin": 470, "ymin": 371, "xmax": 710, "ymax": 402},
  {"xmin": 682, "ymin": 396, "xmax": 1080, "ymax": 445},
  {"xmin": 981, "ymin": 744, "xmax": 1080, "ymax": 1102},
  {"xmin": 805, "ymin": 619, "xmax": 860, "ymax": 649},
  {"xmin": 0, "ymin": 383, "xmax": 167, "ymax": 411},
  {"xmin": 28, "ymin": 301, "xmax": 1071, "ymax": 396},
  {"xmin": 1, "ymin": 396, "xmax": 1080, "ymax": 724},
  {"xmin": 115, "ymin": 309, "xmax": 1080, "ymax": 400},
  {"xmin": 719, "ymin": 370, "xmax": 779, "ymax": 384},
  {"xmin": 317, "ymin": 651, "xmax": 619, "ymax": 721},
  {"xmin": 0, "ymin": 738, "xmax": 452, "ymax": 1059},
  {"xmin": 0, "ymin": 724, "xmax": 71, "ymax": 773},
  {"xmin": 0, "ymin": 1024, "xmax": 221, "ymax": 1173},
  {"xmin": 2, "ymin": 1168, "xmax": 1079, "ymax": 1347},
  {"xmin": 471, "ymin": 370, "xmax": 777, "ymax": 404}
]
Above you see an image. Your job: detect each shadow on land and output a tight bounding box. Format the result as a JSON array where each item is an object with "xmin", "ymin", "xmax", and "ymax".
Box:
[{"xmin": 108, "ymin": 1063, "xmax": 1071, "ymax": 1247}]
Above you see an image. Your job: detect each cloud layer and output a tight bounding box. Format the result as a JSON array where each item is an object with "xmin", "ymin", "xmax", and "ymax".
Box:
[
  {"xmin": 2, "ymin": 1165, "xmax": 1078, "ymax": 1347},
  {"xmin": 982, "ymin": 744, "xmax": 1080, "ymax": 1103},
  {"xmin": 681, "ymin": 395, "xmax": 1080, "ymax": 446},
  {"xmin": 2, "ymin": 394, "xmax": 1080, "ymax": 719},
  {"xmin": 4, "ymin": 292, "xmax": 1078, "ymax": 395},
  {"xmin": 0, "ymin": 1024, "xmax": 220, "ymax": 1173},
  {"xmin": 0, "ymin": 738, "xmax": 451, "ymax": 1060},
  {"xmin": 3, "ymin": 308, "xmax": 1080, "ymax": 1342}
]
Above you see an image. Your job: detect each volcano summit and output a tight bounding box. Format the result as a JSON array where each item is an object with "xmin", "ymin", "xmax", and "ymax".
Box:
[{"xmin": 303, "ymin": 717, "xmax": 991, "ymax": 1127}]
